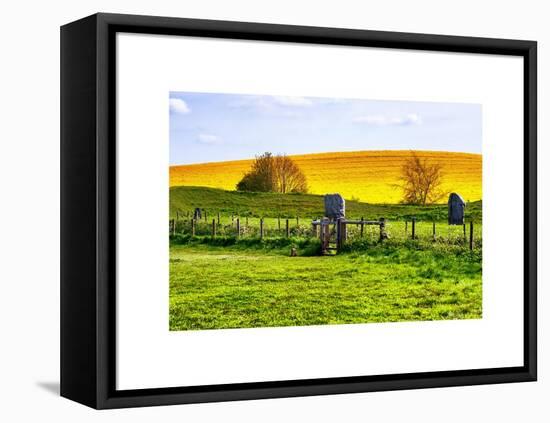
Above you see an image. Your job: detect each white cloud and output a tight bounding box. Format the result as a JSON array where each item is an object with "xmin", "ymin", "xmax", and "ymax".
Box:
[
  {"xmin": 227, "ymin": 95, "xmax": 355, "ymax": 115},
  {"xmin": 228, "ymin": 95, "xmax": 311, "ymax": 116},
  {"xmin": 271, "ymin": 96, "xmax": 313, "ymax": 107},
  {"xmin": 197, "ymin": 133, "xmax": 221, "ymax": 144},
  {"xmin": 169, "ymin": 98, "xmax": 190, "ymax": 114},
  {"xmin": 353, "ymin": 113, "xmax": 422, "ymax": 126},
  {"xmin": 318, "ymin": 97, "xmax": 349, "ymax": 105}
]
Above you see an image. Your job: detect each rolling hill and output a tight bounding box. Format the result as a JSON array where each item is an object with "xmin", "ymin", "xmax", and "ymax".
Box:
[
  {"xmin": 170, "ymin": 150, "xmax": 482, "ymax": 204},
  {"xmin": 170, "ymin": 186, "xmax": 482, "ymax": 221}
]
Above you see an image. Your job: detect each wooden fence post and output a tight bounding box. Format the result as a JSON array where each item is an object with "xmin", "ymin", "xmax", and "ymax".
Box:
[
  {"xmin": 379, "ymin": 218, "xmax": 387, "ymax": 242},
  {"xmin": 411, "ymin": 217, "xmax": 416, "ymax": 240},
  {"xmin": 260, "ymin": 218, "xmax": 264, "ymax": 239},
  {"xmin": 191, "ymin": 219, "xmax": 196, "ymax": 236},
  {"xmin": 336, "ymin": 218, "xmax": 343, "ymax": 250},
  {"xmin": 360, "ymin": 216, "xmax": 364, "ymax": 238},
  {"xmin": 212, "ymin": 219, "xmax": 216, "ymax": 238},
  {"xmin": 217, "ymin": 212, "xmax": 220, "ymax": 225},
  {"xmin": 405, "ymin": 220, "xmax": 408, "ymax": 233},
  {"xmin": 463, "ymin": 223, "xmax": 467, "ymax": 243},
  {"xmin": 236, "ymin": 218, "xmax": 240, "ymax": 238},
  {"xmin": 343, "ymin": 219, "xmax": 347, "ymax": 243},
  {"xmin": 432, "ymin": 221, "xmax": 436, "ymax": 241},
  {"xmin": 296, "ymin": 216, "xmax": 299, "ymax": 226},
  {"xmin": 469, "ymin": 221, "xmax": 474, "ymax": 250},
  {"xmin": 285, "ymin": 219, "xmax": 290, "ymax": 237},
  {"xmin": 344, "ymin": 219, "xmax": 348, "ymax": 242},
  {"xmin": 278, "ymin": 216, "xmax": 281, "ymax": 231},
  {"xmin": 246, "ymin": 216, "xmax": 249, "ymax": 226},
  {"xmin": 320, "ymin": 218, "xmax": 330, "ymax": 254}
]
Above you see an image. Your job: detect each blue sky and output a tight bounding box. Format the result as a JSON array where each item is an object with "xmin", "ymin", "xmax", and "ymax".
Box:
[{"xmin": 169, "ymin": 92, "xmax": 481, "ymax": 165}]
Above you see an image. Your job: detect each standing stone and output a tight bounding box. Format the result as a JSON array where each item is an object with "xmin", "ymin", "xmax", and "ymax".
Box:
[
  {"xmin": 324, "ymin": 194, "xmax": 345, "ymax": 220},
  {"xmin": 448, "ymin": 193, "xmax": 465, "ymax": 225}
]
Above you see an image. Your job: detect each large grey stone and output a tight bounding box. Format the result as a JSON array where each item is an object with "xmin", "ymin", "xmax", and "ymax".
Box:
[
  {"xmin": 324, "ymin": 194, "xmax": 345, "ymax": 220},
  {"xmin": 448, "ymin": 193, "xmax": 465, "ymax": 225}
]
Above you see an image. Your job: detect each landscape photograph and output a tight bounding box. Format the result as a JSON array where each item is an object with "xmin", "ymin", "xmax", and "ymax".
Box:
[{"xmin": 168, "ymin": 92, "xmax": 482, "ymax": 331}]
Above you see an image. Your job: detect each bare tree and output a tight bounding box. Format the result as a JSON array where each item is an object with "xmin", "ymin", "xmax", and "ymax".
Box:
[
  {"xmin": 399, "ymin": 152, "xmax": 445, "ymax": 205},
  {"xmin": 236, "ymin": 152, "xmax": 308, "ymax": 193},
  {"xmin": 273, "ymin": 155, "xmax": 308, "ymax": 193}
]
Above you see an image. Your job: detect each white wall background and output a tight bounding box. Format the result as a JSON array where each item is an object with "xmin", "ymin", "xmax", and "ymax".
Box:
[{"xmin": 0, "ymin": 0, "xmax": 547, "ymax": 421}]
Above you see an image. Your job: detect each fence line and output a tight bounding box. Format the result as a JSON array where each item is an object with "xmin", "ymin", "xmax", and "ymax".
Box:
[{"xmin": 169, "ymin": 210, "xmax": 481, "ymax": 251}]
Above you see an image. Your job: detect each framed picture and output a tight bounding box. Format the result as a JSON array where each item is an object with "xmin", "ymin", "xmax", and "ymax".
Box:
[{"xmin": 61, "ymin": 13, "xmax": 537, "ymax": 409}]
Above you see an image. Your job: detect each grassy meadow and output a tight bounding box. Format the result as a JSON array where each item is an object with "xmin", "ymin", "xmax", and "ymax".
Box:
[
  {"xmin": 170, "ymin": 240, "xmax": 482, "ymax": 330},
  {"xmin": 169, "ymin": 185, "xmax": 482, "ymax": 331},
  {"xmin": 170, "ymin": 150, "xmax": 482, "ymax": 204},
  {"xmin": 170, "ymin": 186, "xmax": 482, "ymax": 222},
  {"xmin": 168, "ymin": 149, "xmax": 483, "ymax": 331}
]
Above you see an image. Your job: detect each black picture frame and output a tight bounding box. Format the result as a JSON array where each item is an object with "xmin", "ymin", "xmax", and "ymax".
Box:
[{"xmin": 61, "ymin": 12, "xmax": 537, "ymax": 409}]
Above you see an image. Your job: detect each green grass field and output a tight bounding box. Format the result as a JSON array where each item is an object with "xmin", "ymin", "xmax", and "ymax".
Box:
[
  {"xmin": 169, "ymin": 241, "xmax": 482, "ymax": 330},
  {"xmin": 169, "ymin": 186, "xmax": 482, "ymax": 331},
  {"xmin": 170, "ymin": 186, "xmax": 482, "ymax": 222},
  {"xmin": 172, "ymin": 217, "xmax": 483, "ymax": 246}
]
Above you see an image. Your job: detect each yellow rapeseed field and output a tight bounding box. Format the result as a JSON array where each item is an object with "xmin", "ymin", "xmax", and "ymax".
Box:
[{"xmin": 170, "ymin": 150, "xmax": 482, "ymax": 204}]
